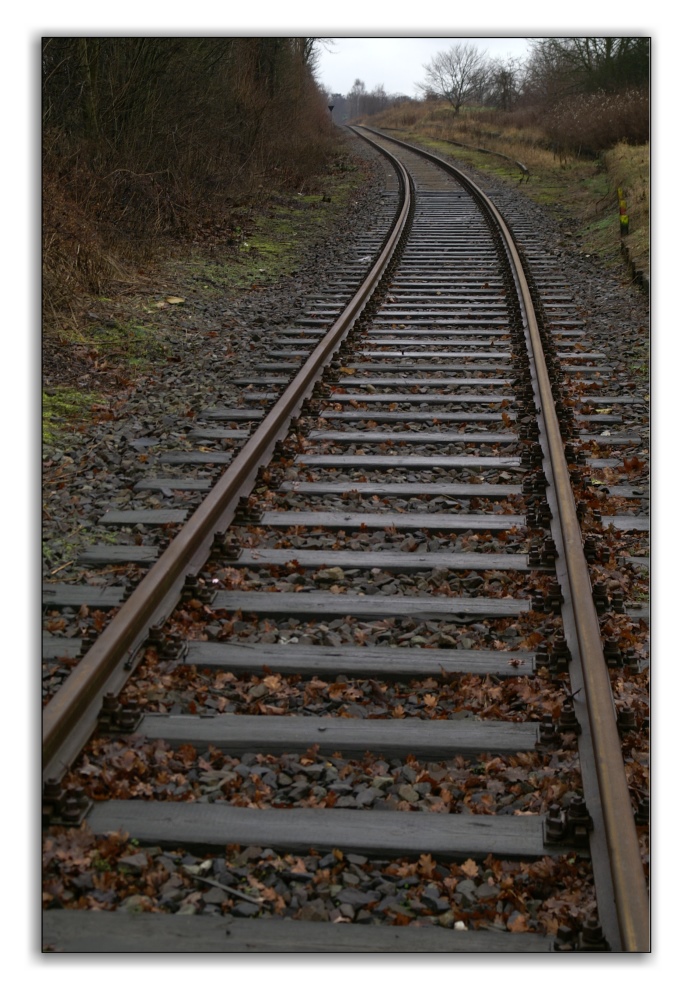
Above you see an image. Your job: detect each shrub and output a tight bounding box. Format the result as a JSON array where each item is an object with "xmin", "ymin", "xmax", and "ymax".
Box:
[
  {"xmin": 42, "ymin": 38, "xmax": 337, "ymax": 328},
  {"xmin": 542, "ymin": 88, "xmax": 649, "ymax": 155}
]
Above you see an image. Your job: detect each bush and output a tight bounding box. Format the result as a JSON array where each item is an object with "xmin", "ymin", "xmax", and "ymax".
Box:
[
  {"xmin": 542, "ymin": 88, "xmax": 649, "ymax": 155},
  {"xmin": 42, "ymin": 38, "xmax": 337, "ymax": 327}
]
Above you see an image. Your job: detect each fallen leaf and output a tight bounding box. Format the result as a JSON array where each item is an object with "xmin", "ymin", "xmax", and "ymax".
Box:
[
  {"xmin": 418, "ymin": 853, "xmax": 436, "ymax": 877},
  {"xmin": 461, "ymin": 859, "xmax": 479, "ymax": 878}
]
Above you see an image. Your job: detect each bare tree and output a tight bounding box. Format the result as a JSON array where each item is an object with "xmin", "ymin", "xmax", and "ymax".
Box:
[
  {"xmin": 347, "ymin": 78, "xmax": 366, "ymax": 118},
  {"xmin": 486, "ymin": 55, "xmax": 522, "ymax": 111},
  {"xmin": 524, "ymin": 37, "xmax": 649, "ymax": 101},
  {"xmin": 418, "ymin": 43, "xmax": 491, "ymax": 114}
]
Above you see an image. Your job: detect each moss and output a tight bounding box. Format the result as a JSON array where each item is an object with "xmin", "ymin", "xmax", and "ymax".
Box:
[
  {"xmin": 42, "ymin": 387, "xmax": 102, "ymax": 444},
  {"xmin": 89, "ymin": 321, "xmax": 168, "ymax": 365},
  {"xmin": 48, "ymin": 319, "xmax": 170, "ymax": 384},
  {"xmin": 42, "ymin": 535, "xmax": 85, "ymax": 570}
]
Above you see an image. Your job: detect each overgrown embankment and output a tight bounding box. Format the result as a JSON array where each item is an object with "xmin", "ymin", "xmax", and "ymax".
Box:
[
  {"xmin": 43, "ymin": 38, "xmax": 337, "ymax": 335},
  {"xmin": 43, "ymin": 37, "xmax": 371, "ymax": 442},
  {"xmin": 42, "ymin": 139, "xmax": 377, "ymax": 444}
]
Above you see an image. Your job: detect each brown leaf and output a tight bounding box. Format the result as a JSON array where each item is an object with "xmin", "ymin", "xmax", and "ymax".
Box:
[
  {"xmin": 176, "ymin": 743, "xmax": 197, "ymax": 765},
  {"xmin": 460, "ymin": 859, "xmax": 479, "ymax": 878},
  {"xmin": 391, "ymin": 912, "xmax": 413, "ymax": 926},
  {"xmin": 418, "ymin": 853, "xmax": 436, "ymax": 877},
  {"xmin": 328, "ymin": 682, "xmax": 347, "ymax": 700}
]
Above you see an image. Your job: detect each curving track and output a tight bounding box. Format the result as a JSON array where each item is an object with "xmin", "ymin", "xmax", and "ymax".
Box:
[{"xmin": 42, "ymin": 128, "xmax": 649, "ymax": 953}]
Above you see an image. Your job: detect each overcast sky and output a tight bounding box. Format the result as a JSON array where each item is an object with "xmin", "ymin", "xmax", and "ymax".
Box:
[{"xmin": 316, "ymin": 37, "xmax": 533, "ymax": 99}]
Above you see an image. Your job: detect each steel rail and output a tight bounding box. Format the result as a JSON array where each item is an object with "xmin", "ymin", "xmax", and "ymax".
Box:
[
  {"xmin": 42, "ymin": 147, "xmax": 413, "ymax": 780},
  {"xmin": 355, "ymin": 126, "xmax": 649, "ymax": 952},
  {"xmin": 500, "ymin": 207, "xmax": 650, "ymax": 955}
]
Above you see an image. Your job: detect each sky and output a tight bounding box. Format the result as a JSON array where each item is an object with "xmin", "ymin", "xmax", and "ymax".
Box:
[{"xmin": 315, "ymin": 37, "xmax": 533, "ymax": 99}]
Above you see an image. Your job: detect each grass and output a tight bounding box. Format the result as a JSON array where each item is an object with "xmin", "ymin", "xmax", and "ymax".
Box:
[
  {"xmin": 43, "ymin": 320, "xmax": 170, "ymax": 447},
  {"xmin": 603, "ymin": 142, "xmax": 649, "ymax": 278},
  {"xmin": 43, "ymin": 319, "xmax": 169, "ymax": 447}
]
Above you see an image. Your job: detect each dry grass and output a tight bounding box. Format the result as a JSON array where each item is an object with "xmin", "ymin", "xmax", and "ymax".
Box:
[
  {"xmin": 43, "ymin": 171, "xmax": 145, "ymax": 330},
  {"xmin": 367, "ymin": 102, "xmax": 574, "ymax": 184},
  {"xmin": 542, "ymin": 90, "xmax": 649, "ymax": 156},
  {"xmin": 603, "ymin": 142, "xmax": 650, "ymax": 278}
]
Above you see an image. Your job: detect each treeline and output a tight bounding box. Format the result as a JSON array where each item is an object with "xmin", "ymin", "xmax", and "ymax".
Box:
[
  {"xmin": 329, "ymin": 79, "xmax": 409, "ymax": 123},
  {"xmin": 43, "ymin": 37, "xmax": 335, "ymax": 321},
  {"xmin": 348, "ymin": 37, "xmax": 649, "ymax": 150},
  {"xmin": 523, "ymin": 38, "xmax": 649, "ymax": 103},
  {"xmin": 415, "ymin": 38, "xmax": 648, "ymax": 114},
  {"xmin": 518, "ymin": 39, "xmax": 650, "ymax": 151}
]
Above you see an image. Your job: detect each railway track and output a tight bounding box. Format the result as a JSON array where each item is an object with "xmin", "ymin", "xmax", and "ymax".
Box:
[{"xmin": 42, "ymin": 127, "xmax": 649, "ymax": 953}]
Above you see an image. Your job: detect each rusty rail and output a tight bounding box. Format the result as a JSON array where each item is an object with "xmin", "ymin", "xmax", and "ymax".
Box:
[
  {"xmin": 42, "ymin": 148, "xmax": 413, "ymax": 781},
  {"xmin": 356, "ymin": 126, "xmax": 649, "ymax": 953}
]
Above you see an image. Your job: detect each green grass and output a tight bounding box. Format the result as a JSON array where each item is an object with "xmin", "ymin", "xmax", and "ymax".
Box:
[{"xmin": 582, "ymin": 214, "xmax": 620, "ymax": 262}]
